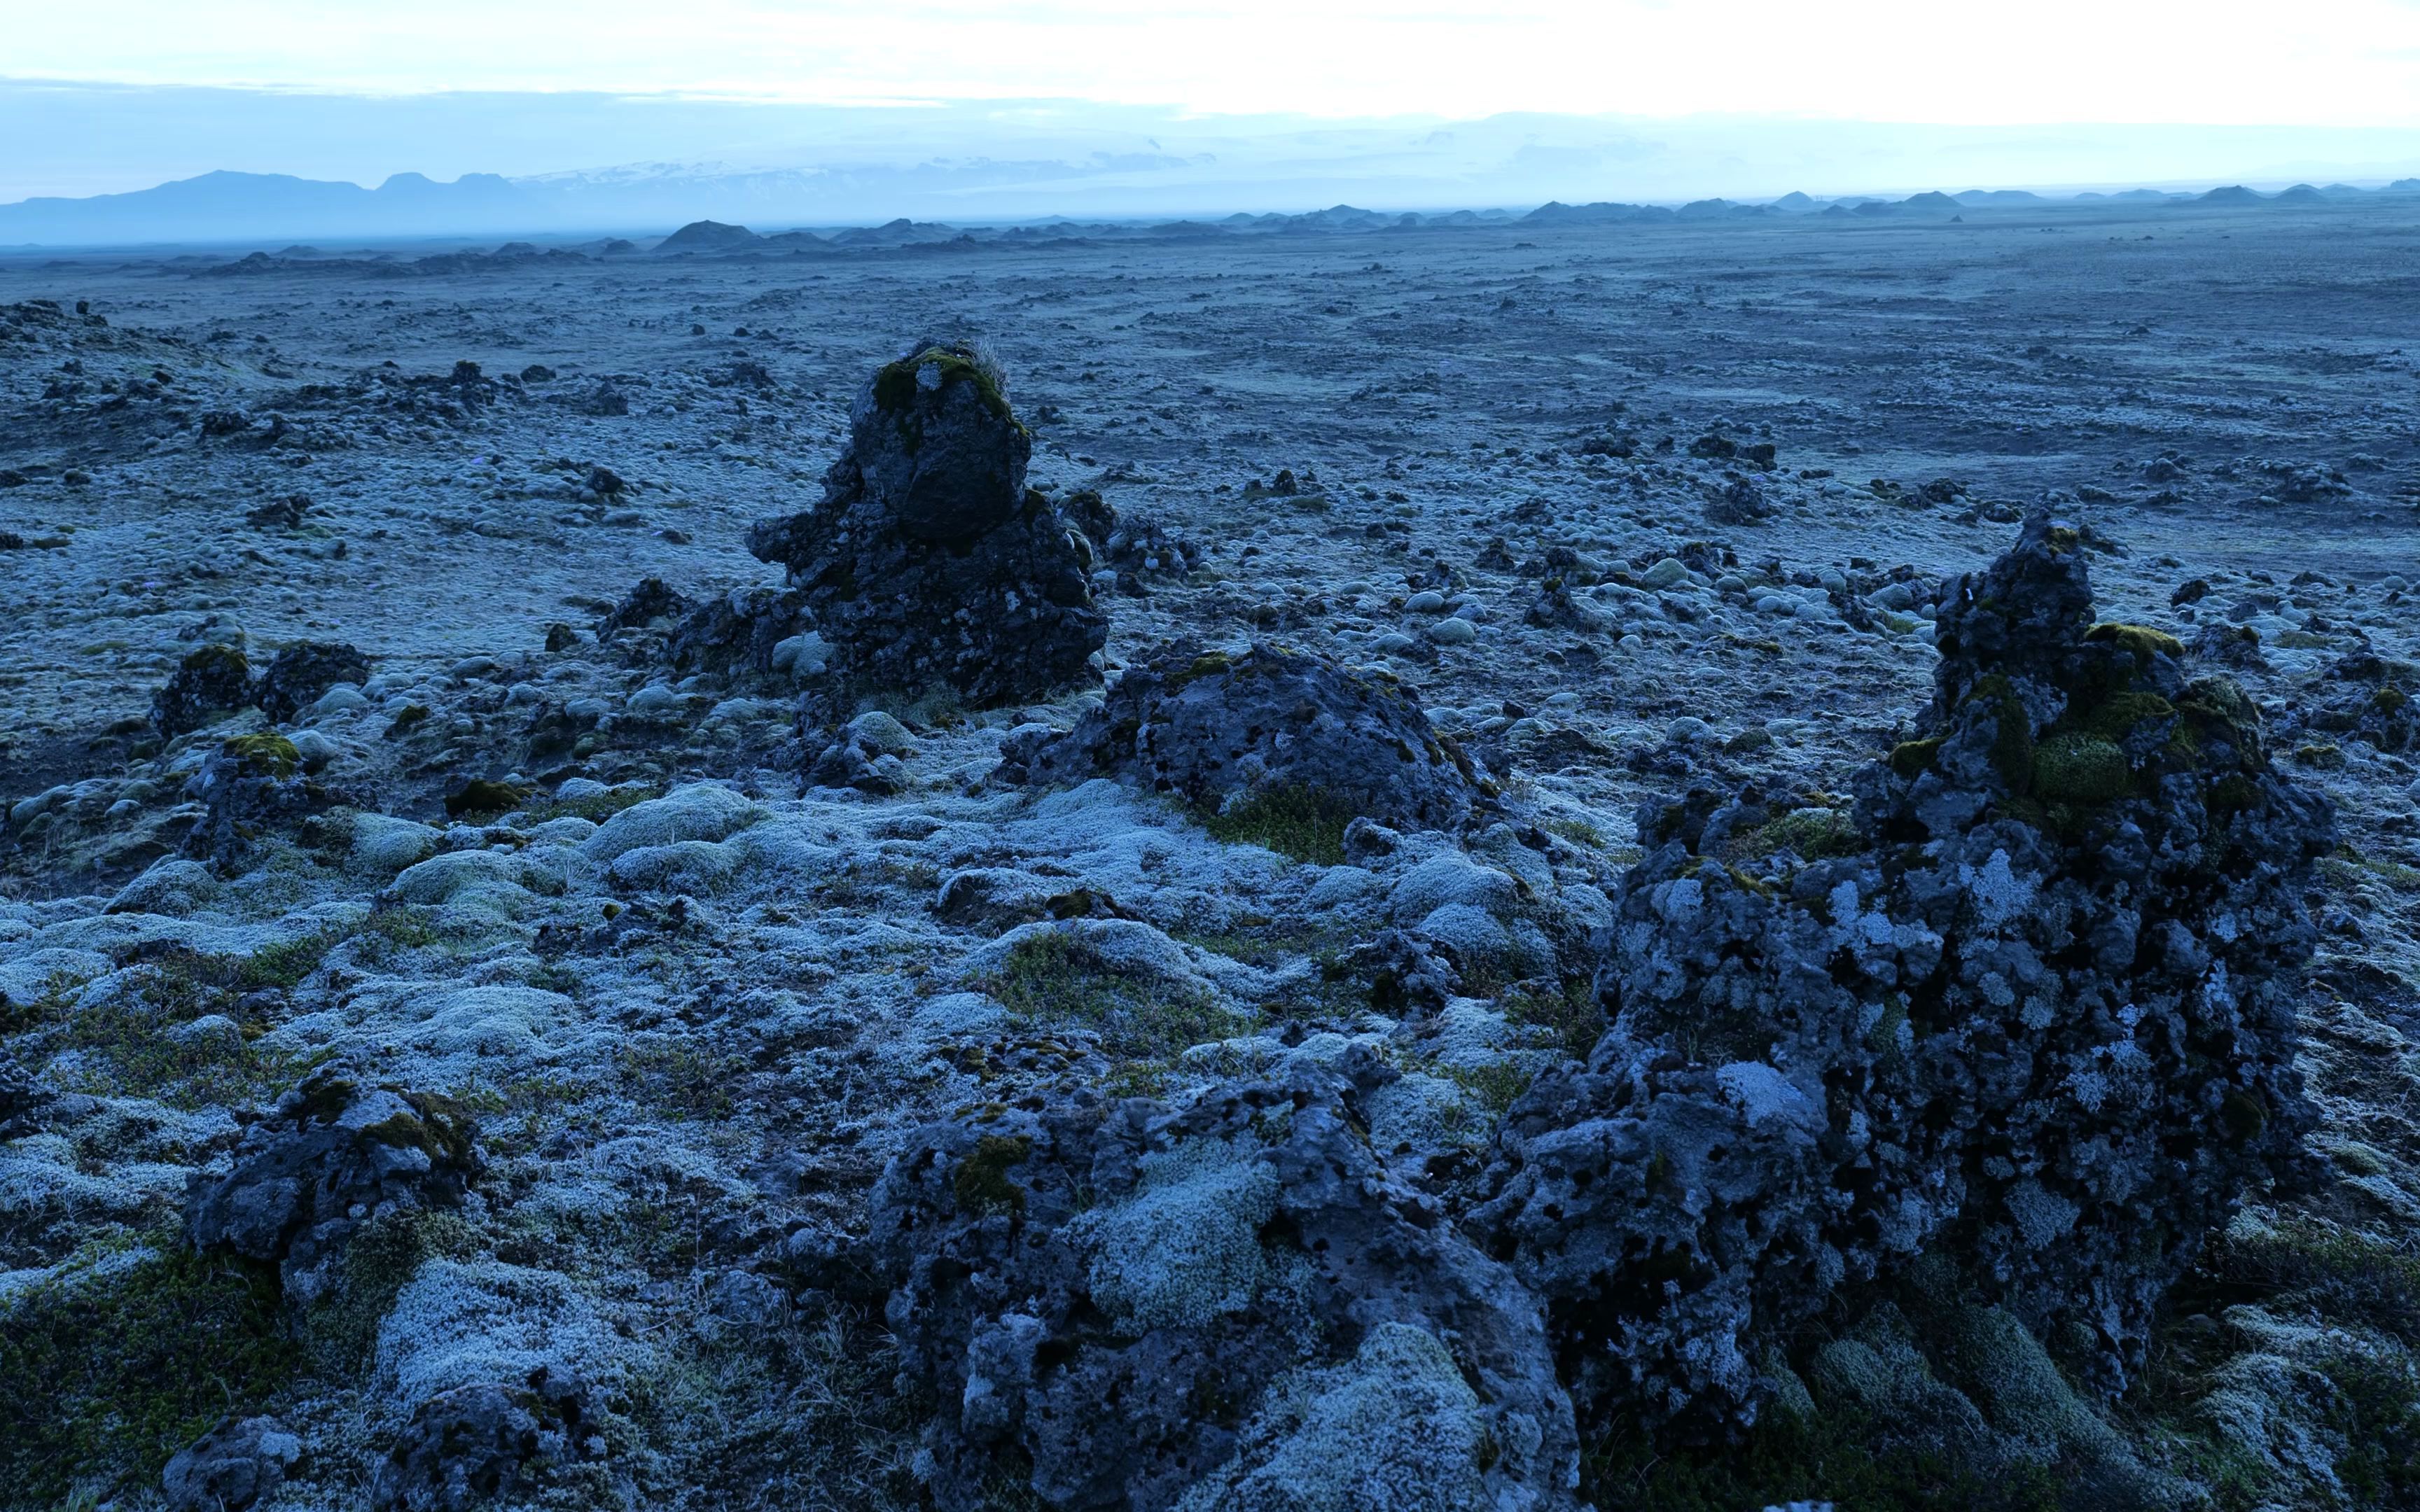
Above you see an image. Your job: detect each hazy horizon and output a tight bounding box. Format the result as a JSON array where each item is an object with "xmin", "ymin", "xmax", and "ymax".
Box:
[{"xmin": 8, "ymin": 83, "xmax": 2420, "ymax": 247}]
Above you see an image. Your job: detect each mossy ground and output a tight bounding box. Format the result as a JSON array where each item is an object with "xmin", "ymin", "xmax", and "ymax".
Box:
[
  {"xmin": 0, "ymin": 1234, "xmax": 298, "ymax": 1507},
  {"xmin": 985, "ymin": 931, "xmax": 1255, "ymax": 1061},
  {"xmin": 618, "ymin": 1037, "xmax": 749, "ymax": 1121},
  {"xmin": 19, "ymin": 945, "xmax": 335, "ymax": 1110},
  {"xmin": 1200, "ymin": 785, "xmax": 1358, "ymax": 867}
]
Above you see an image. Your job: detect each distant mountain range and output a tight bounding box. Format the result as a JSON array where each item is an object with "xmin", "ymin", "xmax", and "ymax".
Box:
[{"xmin": 2, "ymin": 165, "xmax": 2416, "ymax": 251}]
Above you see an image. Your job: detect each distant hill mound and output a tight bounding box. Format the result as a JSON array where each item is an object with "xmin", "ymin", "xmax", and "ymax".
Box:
[
  {"xmin": 653, "ymin": 219, "xmax": 762, "ymax": 253},
  {"xmin": 2271, "ymin": 184, "xmax": 2327, "ymax": 204},
  {"xmin": 2197, "ymin": 185, "xmax": 2264, "ymax": 204}
]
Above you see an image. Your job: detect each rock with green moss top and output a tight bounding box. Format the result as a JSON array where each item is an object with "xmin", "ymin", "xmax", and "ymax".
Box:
[
  {"xmin": 1003, "ymin": 642, "xmax": 1489, "ymax": 841},
  {"xmin": 153, "ymin": 642, "xmax": 254, "ymax": 738},
  {"xmin": 1482, "ymin": 513, "xmax": 2335, "ymax": 1448},
  {"xmin": 221, "ymin": 731, "xmax": 299, "ymax": 777},
  {"xmin": 744, "ymin": 340, "xmax": 1103, "ymax": 712},
  {"xmin": 871, "ymin": 1057, "xmax": 1578, "ymax": 1511},
  {"xmin": 186, "ymin": 1065, "xmax": 482, "ymax": 1304},
  {"xmin": 181, "ymin": 730, "xmax": 350, "ymax": 869}
]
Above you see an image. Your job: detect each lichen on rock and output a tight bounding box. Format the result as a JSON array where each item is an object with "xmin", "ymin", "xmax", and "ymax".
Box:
[
  {"xmin": 1480, "ymin": 512, "xmax": 2335, "ymax": 1439},
  {"xmin": 186, "ymin": 1065, "xmax": 482, "ymax": 1304},
  {"xmin": 870, "ymin": 1056, "xmax": 1578, "ymax": 1510},
  {"xmin": 1001, "ymin": 642, "xmax": 1490, "ymax": 848}
]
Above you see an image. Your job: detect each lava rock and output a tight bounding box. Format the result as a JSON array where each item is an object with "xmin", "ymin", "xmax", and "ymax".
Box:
[
  {"xmin": 0, "ymin": 1051, "xmax": 56, "ymax": 1138},
  {"xmin": 186, "ymin": 1066, "xmax": 482, "ymax": 1304},
  {"xmin": 256, "ymin": 640, "xmax": 371, "ymax": 723},
  {"xmin": 665, "ymin": 584, "xmax": 812, "ymax": 679},
  {"xmin": 370, "ymin": 1367, "xmax": 601, "ymax": 1512},
  {"xmin": 1480, "ymin": 512, "xmax": 2334, "ymax": 1437},
  {"xmin": 596, "ymin": 575, "xmax": 695, "ymax": 636},
  {"xmin": 153, "ymin": 643, "xmax": 254, "ymax": 738},
  {"xmin": 180, "ymin": 732, "xmax": 342, "ymax": 869},
  {"xmin": 744, "ymin": 341, "xmax": 1104, "ymax": 713},
  {"xmin": 872, "ymin": 1058, "xmax": 1578, "ymax": 1511},
  {"xmin": 162, "ymin": 1415, "xmax": 302, "ymax": 1512},
  {"xmin": 1003, "ymin": 643, "xmax": 1488, "ymax": 834}
]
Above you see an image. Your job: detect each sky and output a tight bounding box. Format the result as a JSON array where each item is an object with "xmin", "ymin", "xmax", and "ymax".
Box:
[{"xmin": 8, "ymin": 0, "xmax": 2420, "ymax": 210}]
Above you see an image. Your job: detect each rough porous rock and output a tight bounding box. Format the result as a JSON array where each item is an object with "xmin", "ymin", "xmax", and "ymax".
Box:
[
  {"xmin": 0, "ymin": 1050, "xmax": 55, "ymax": 1138},
  {"xmin": 180, "ymin": 732, "xmax": 338, "ymax": 869},
  {"xmin": 664, "ymin": 584, "xmax": 812, "ymax": 678},
  {"xmin": 162, "ymin": 1414, "xmax": 302, "ymax": 1512},
  {"xmin": 370, "ymin": 1367, "xmax": 601, "ymax": 1512},
  {"xmin": 872, "ymin": 1057, "xmax": 1578, "ymax": 1511},
  {"xmin": 1001, "ymin": 643, "xmax": 1488, "ymax": 834},
  {"xmin": 595, "ymin": 575, "xmax": 695, "ymax": 637},
  {"xmin": 153, "ymin": 643, "xmax": 254, "ymax": 738},
  {"xmin": 1480, "ymin": 513, "xmax": 2334, "ymax": 1436},
  {"xmin": 256, "ymin": 640, "xmax": 371, "ymax": 723},
  {"xmin": 743, "ymin": 340, "xmax": 1104, "ymax": 713},
  {"xmin": 186, "ymin": 1066, "xmax": 482, "ymax": 1303}
]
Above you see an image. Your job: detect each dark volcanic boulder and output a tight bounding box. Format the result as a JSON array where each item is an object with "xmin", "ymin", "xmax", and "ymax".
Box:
[
  {"xmin": 596, "ymin": 575, "xmax": 695, "ymax": 636},
  {"xmin": 1480, "ymin": 513, "xmax": 2333, "ymax": 1436},
  {"xmin": 370, "ymin": 1368, "xmax": 601, "ymax": 1512},
  {"xmin": 872, "ymin": 1058, "xmax": 1578, "ymax": 1511},
  {"xmin": 256, "ymin": 640, "xmax": 370, "ymax": 723},
  {"xmin": 162, "ymin": 1415, "xmax": 301, "ymax": 1512},
  {"xmin": 1001, "ymin": 643, "xmax": 1488, "ymax": 836},
  {"xmin": 186, "ymin": 1066, "xmax": 480, "ymax": 1303},
  {"xmin": 744, "ymin": 341, "xmax": 1104, "ymax": 712},
  {"xmin": 153, "ymin": 643, "xmax": 255, "ymax": 738}
]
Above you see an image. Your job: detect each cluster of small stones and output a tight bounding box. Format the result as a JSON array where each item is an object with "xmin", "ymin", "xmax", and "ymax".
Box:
[{"xmin": 882, "ymin": 512, "xmax": 2335, "ymax": 1499}]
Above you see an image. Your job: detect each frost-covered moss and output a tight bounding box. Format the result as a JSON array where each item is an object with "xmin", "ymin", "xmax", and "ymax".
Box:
[
  {"xmin": 1071, "ymin": 1137, "xmax": 1282, "ymax": 1331},
  {"xmin": 1173, "ymin": 1324, "xmax": 1498, "ymax": 1512}
]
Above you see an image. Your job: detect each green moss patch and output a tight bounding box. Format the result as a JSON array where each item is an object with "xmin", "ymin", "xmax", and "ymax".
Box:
[
  {"xmin": 37, "ymin": 953, "xmax": 333, "ymax": 1109},
  {"xmin": 445, "ymin": 778, "xmax": 530, "ymax": 818},
  {"xmin": 1744, "ymin": 806, "xmax": 1863, "ymax": 861},
  {"xmin": 0, "ymin": 1238, "xmax": 298, "ymax": 1505},
  {"xmin": 1889, "ymin": 738, "xmax": 1943, "ymax": 778},
  {"xmin": 220, "ymin": 732, "xmax": 299, "ymax": 778},
  {"xmin": 985, "ymin": 932, "xmax": 1253, "ymax": 1061},
  {"xmin": 2084, "ymin": 622, "xmax": 2185, "ymax": 661},
  {"xmin": 2030, "ymin": 732, "xmax": 2133, "ymax": 804},
  {"xmin": 952, "ymin": 1134, "xmax": 1034, "ymax": 1217},
  {"xmin": 1201, "ymin": 785, "xmax": 1358, "ymax": 867}
]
